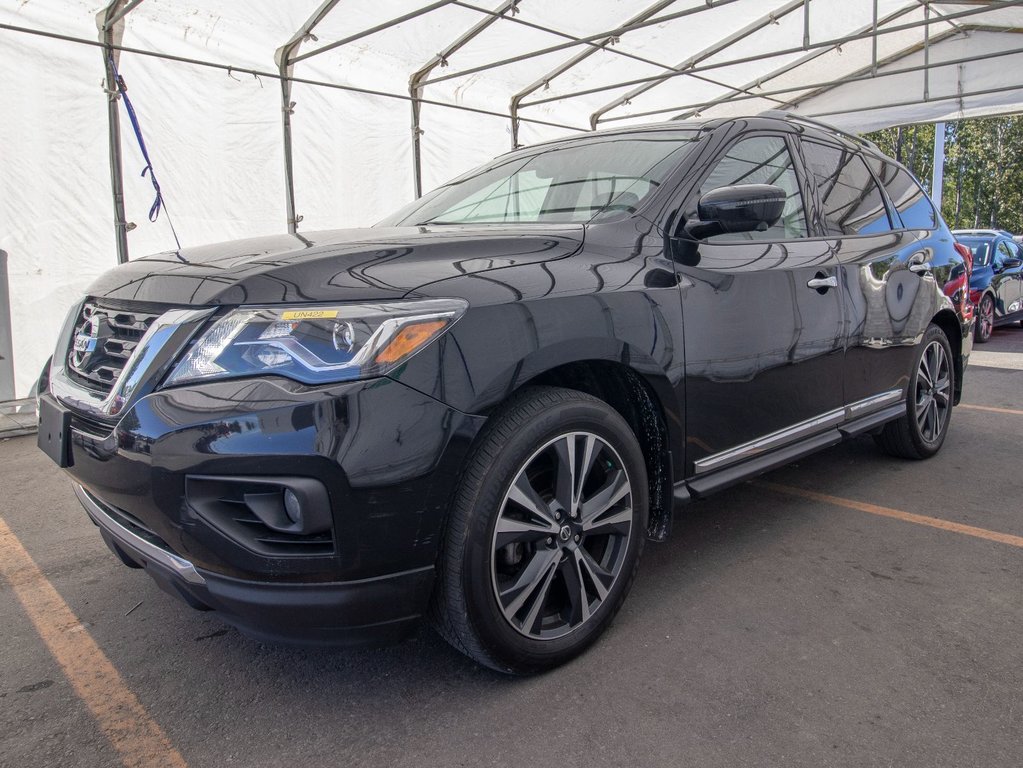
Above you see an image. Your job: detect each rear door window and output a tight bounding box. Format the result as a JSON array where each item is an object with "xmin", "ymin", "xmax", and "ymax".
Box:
[{"xmin": 801, "ymin": 139, "xmax": 892, "ymax": 236}]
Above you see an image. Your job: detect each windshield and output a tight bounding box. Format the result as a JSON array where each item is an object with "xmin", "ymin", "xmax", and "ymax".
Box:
[
  {"xmin": 381, "ymin": 131, "xmax": 697, "ymax": 227},
  {"xmin": 958, "ymin": 239, "xmax": 991, "ymax": 267}
]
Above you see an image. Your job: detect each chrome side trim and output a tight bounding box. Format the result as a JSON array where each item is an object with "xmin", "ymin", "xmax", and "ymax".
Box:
[
  {"xmin": 50, "ymin": 307, "xmax": 214, "ymax": 421},
  {"xmin": 846, "ymin": 388, "xmax": 901, "ymax": 415},
  {"xmin": 74, "ymin": 484, "xmax": 206, "ymax": 586},
  {"xmin": 693, "ymin": 389, "xmax": 905, "ymax": 475},
  {"xmin": 694, "ymin": 409, "xmax": 845, "ymax": 474}
]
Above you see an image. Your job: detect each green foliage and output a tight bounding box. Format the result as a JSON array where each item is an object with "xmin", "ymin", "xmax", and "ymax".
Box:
[{"xmin": 864, "ymin": 117, "xmax": 1023, "ymax": 234}]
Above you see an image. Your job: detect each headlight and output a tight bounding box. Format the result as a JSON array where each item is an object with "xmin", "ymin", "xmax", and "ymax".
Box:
[{"xmin": 164, "ymin": 298, "xmax": 467, "ymax": 386}]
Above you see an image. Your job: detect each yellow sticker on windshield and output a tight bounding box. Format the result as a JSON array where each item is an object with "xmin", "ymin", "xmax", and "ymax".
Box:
[{"xmin": 281, "ymin": 309, "xmax": 338, "ymax": 320}]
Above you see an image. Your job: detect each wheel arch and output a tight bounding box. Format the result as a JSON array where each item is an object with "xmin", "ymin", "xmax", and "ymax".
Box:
[
  {"xmin": 522, "ymin": 358, "xmax": 678, "ymax": 543},
  {"xmin": 931, "ymin": 308, "xmax": 964, "ymax": 405}
]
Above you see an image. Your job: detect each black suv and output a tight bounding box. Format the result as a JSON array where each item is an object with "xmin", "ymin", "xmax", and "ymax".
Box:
[{"xmin": 38, "ymin": 115, "xmax": 972, "ymax": 673}]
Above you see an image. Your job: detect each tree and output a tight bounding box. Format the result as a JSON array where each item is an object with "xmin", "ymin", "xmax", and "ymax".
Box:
[{"xmin": 864, "ymin": 116, "xmax": 1023, "ymax": 234}]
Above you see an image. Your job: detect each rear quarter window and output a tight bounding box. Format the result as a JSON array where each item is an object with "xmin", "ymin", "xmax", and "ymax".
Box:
[{"xmin": 877, "ymin": 162, "xmax": 937, "ymax": 230}]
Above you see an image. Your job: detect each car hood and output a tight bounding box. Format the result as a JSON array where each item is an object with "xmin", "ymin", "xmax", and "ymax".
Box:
[{"xmin": 86, "ymin": 225, "xmax": 584, "ymax": 306}]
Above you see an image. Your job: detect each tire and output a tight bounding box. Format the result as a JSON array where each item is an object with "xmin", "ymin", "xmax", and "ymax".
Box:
[
  {"xmin": 874, "ymin": 323, "xmax": 955, "ymax": 460},
  {"xmin": 976, "ymin": 294, "xmax": 994, "ymax": 343},
  {"xmin": 431, "ymin": 386, "xmax": 648, "ymax": 675}
]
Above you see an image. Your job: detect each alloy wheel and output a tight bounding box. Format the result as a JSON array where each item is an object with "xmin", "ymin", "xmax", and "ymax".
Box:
[
  {"xmin": 915, "ymin": 339, "xmax": 952, "ymax": 443},
  {"xmin": 490, "ymin": 431, "xmax": 634, "ymax": 640},
  {"xmin": 979, "ymin": 295, "xmax": 994, "ymax": 341}
]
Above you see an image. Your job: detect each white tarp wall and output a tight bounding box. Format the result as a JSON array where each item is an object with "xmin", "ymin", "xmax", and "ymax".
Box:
[{"xmin": 3, "ymin": 0, "xmax": 1023, "ymax": 398}]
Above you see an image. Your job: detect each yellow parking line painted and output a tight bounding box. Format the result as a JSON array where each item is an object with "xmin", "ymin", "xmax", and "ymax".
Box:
[
  {"xmin": 959, "ymin": 403, "xmax": 1023, "ymax": 417},
  {"xmin": 0, "ymin": 518, "xmax": 187, "ymax": 768},
  {"xmin": 757, "ymin": 482, "xmax": 1023, "ymax": 549}
]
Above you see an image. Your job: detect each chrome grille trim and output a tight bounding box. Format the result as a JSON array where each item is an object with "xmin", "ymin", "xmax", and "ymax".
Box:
[{"xmin": 50, "ymin": 301, "xmax": 215, "ymax": 422}]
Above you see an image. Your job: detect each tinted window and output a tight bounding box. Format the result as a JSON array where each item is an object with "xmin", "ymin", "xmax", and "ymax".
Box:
[
  {"xmin": 995, "ymin": 240, "xmax": 1013, "ymax": 268},
  {"xmin": 801, "ymin": 140, "xmax": 891, "ymax": 235},
  {"xmin": 878, "ymin": 162, "xmax": 937, "ymax": 229},
  {"xmin": 384, "ymin": 132, "xmax": 696, "ymax": 226},
  {"xmin": 696, "ymin": 135, "xmax": 807, "ymax": 241},
  {"xmin": 959, "ymin": 239, "xmax": 991, "ymax": 267}
]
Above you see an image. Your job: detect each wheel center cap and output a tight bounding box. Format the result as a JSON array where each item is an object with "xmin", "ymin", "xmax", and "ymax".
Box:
[{"xmin": 558, "ymin": 525, "xmax": 572, "ymax": 543}]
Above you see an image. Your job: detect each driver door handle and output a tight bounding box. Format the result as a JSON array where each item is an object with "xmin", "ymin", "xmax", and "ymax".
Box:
[{"xmin": 807, "ymin": 275, "xmax": 837, "ymax": 290}]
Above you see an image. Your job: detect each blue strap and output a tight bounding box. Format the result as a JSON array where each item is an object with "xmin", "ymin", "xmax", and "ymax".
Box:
[{"xmin": 108, "ymin": 56, "xmax": 181, "ymax": 249}]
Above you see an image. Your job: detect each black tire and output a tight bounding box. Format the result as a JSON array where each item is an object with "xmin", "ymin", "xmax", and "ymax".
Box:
[
  {"xmin": 874, "ymin": 323, "xmax": 955, "ymax": 460},
  {"xmin": 976, "ymin": 294, "xmax": 994, "ymax": 343},
  {"xmin": 431, "ymin": 386, "xmax": 648, "ymax": 675}
]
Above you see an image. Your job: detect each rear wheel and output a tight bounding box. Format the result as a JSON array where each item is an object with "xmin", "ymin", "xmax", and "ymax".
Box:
[
  {"xmin": 432, "ymin": 387, "xmax": 647, "ymax": 674},
  {"xmin": 976, "ymin": 294, "xmax": 994, "ymax": 343},
  {"xmin": 874, "ymin": 323, "xmax": 954, "ymax": 460}
]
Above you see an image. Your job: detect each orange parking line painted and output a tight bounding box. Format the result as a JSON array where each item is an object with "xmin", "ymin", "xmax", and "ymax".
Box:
[
  {"xmin": 959, "ymin": 403, "xmax": 1023, "ymax": 417},
  {"xmin": 758, "ymin": 482, "xmax": 1023, "ymax": 549},
  {"xmin": 0, "ymin": 518, "xmax": 187, "ymax": 768}
]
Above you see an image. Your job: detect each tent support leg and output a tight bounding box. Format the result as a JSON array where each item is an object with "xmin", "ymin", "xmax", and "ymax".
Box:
[
  {"xmin": 409, "ymin": 0, "xmax": 519, "ymax": 198},
  {"xmin": 275, "ymin": 0, "xmax": 343, "ymax": 234},
  {"xmin": 931, "ymin": 121, "xmax": 945, "ymax": 206},
  {"xmin": 97, "ymin": 0, "xmax": 136, "ymax": 264},
  {"xmin": 279, "ymin": 74, "xmax": 300, "ymax": 233}
]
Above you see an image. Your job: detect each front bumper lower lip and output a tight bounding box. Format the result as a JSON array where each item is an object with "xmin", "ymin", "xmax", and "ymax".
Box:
[{"xmin": 74, "ymin": 483, "xmax": 207, "ymax": 586}]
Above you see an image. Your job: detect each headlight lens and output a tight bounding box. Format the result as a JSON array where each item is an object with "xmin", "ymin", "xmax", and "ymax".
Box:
[{"xmin": 165, "ymin": 298, "xmax": 467, "ymax": 386}]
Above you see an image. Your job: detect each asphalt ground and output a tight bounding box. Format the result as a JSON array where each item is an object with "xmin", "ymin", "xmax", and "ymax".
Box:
[{"xmin": 2, "ymin": 325, "xmax": 1021, "ymax": 768}]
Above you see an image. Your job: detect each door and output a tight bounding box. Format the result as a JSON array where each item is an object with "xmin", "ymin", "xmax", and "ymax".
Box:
[
  {"xmin": 799, "ymin": 141, "xmax": 946, "ymax": 407},
  {"xmin": 991, "ymin": 239, "xmax": 1023, "ymax": 320},
  {"xmin": 671, "ymin": 132, "xmax": 846, "ymax": 475}
]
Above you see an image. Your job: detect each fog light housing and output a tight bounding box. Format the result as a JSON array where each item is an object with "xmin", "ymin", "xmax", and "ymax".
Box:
[{"xmin": 283, "ymin": 489, "xmax": 303, "ymax": 526}]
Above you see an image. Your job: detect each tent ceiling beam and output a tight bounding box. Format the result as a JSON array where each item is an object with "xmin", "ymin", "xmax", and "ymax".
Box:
[
  {"xmin": 291, "ymin": 0, "xmax": 458, "ymax": 65},
  {"xmin": 519, "ymin": 2, "xmax": 1008, "ymax": 110},
  {"xmin": 419, "ymin": 0, "xmax": 747, "ymax": 88},
  {"xmin": 668, "ymin": 2, "xmax": 924, "ymax": 122},
  {"xmin": 588, "ymin": 0, "xmax": 807, "ymax": 129},
  {"xmin": 631, "ymin": 37, "xmax": 1023, "ymax": 124},
  {"xmin": 507, "ymin": 0, "xmax": 676, "ymax": 149}
]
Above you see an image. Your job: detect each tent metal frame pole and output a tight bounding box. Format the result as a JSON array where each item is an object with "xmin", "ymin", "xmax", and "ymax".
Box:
[
  {"xmin": 802, "ymin": 83, "xmax": 1023, "ymax": 119},
  {"xmin": 275, "ymin": 0, "xmax": 342, "ymax": 234},
  {"xmin": 410, "ymin": 0, "xmax": 519, "ymax": 198},
  {"xmin": 520, "ymin": 2, "xmax": 1009, "ymax": 111},
  {"xmin": 655, "ymin": 42, "xmax": 1023, "ymax": 120},
  {"xmin": 292, "ymin": 0, "xmax": 458, "ymax": 65},
  {"xmin": 509, "ymin": 0, "xmax": 677, "ymax": 148},
  {"xmin": 662, "ymin": 3, "xmax": 928, "ymax": 120},
  {"xmin": 687, "ymin": 41, "xmax": 1023, "ymax": 117},
  {"xmin": 780, "ymin": 23, "xmax": 965, "ymax": 109},
  {"xmin": 420, "ymin": 0, "xmax": 747, "ymax": 88},
  {"xmin": 97, "ymin": 0, "xmax": 142, "ymax": 265},
  {"xmin": 2, "ymin": 21, "xmax": 588, "ymax": 134},
  {"xmin": 588, "ymin": 0, "xmax": 806, "ymax": 129}
]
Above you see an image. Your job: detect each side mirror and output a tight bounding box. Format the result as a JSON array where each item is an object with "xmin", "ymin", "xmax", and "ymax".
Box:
[
  {"xmin": 684, "ymin": 184, "xmax": 787, "ymax": 240},
  {"xmin": 1002, "ymin": 257, "xmax": 1022, "ymax": 270}
]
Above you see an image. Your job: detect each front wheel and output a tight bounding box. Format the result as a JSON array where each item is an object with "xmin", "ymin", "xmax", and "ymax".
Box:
[
  {"xmin": 432, "ymin": 387, "xmax": 648, "ymax": 674},
  {"xmin": 976, "ymin": 294, "xmax": 994, "ymax": 343},
  {"xmin": 874, "ymin": 323, "xmax": 955, "ymax": 460}
]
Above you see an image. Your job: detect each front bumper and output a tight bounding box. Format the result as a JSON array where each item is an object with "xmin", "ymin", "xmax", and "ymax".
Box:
[
  {"xmin": 77, "ymin": 484, "xmax": 434, "ymax": 645},
  {"xmin": 46, "ymin": 372, "xmax": 485, "ymax": 644}
]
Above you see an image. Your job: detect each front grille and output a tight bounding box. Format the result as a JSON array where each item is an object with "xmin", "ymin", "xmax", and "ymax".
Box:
[{"xmin": 65, "ymin": 300, "xmax": 164, "ymax": 393}]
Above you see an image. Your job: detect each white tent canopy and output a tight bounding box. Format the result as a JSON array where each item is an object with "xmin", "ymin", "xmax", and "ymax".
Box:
[{"xmin": 2, "ymin": 0, "xmax": 1023, "ymax": 397}]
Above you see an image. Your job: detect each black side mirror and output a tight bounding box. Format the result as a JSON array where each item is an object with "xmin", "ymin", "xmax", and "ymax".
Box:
[
  {"xmin": 1003, "ymin": 257, "xmax": 1022, "ymax": 270},
  {"xmin": 683, "ymin": 184, "xmax": 787, "ymax": 240}
]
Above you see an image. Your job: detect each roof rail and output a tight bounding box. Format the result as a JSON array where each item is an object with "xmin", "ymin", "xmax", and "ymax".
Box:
[{"xmin": 758, "ymin": 110, "xmax": 880, "ymax": 152}]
